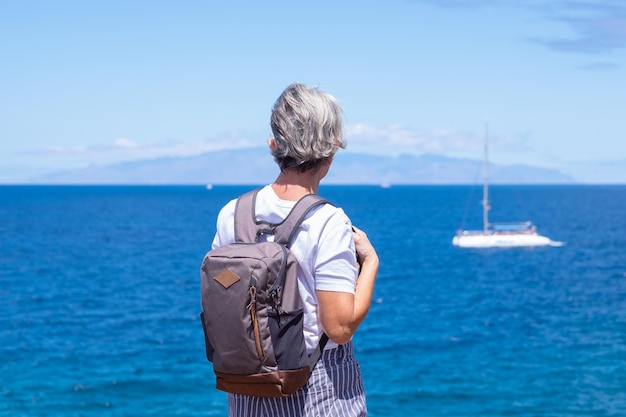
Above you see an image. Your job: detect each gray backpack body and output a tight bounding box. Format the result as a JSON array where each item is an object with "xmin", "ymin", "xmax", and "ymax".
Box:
[{"xmin": 200, "ymin": 189, "xmax": 329, "ymax": 397}]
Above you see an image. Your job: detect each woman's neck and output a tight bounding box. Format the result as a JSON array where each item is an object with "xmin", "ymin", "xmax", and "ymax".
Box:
[{"xmin": 271, "ymin": 169, "xmax": 322, "ymax": 201}]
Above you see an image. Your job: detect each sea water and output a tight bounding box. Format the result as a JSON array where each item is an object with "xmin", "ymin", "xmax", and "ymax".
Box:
[{"xmin": 1, "ymin": 185, "xmax": 625, "ymax": 416}]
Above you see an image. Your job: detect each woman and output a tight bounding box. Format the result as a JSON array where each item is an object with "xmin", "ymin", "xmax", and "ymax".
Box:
[{"xmin": 212, "ymin": 83, "xmax": 379, "ymax": 417}]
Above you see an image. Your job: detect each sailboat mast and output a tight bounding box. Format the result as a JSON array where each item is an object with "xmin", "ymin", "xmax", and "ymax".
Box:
[{"xmin": 482, "ymin": 124, "xmax": 489, "ymax": 233}]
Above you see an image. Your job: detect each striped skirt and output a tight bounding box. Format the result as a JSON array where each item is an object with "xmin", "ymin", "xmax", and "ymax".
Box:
[{"xmin": 228, "ymin": 341, "xmax": 367, "ymax": 417}]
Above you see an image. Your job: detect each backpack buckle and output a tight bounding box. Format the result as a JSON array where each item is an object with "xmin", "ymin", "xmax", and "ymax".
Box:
[{"xmin": 269, "ymin": 286, "xmax": 285, "ymax": 315}]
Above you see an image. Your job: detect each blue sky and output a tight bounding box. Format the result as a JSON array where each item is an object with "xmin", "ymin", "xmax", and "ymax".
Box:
[{"xmin": 1, "ymin": 0, "xmax": 625, "ymax": 183}]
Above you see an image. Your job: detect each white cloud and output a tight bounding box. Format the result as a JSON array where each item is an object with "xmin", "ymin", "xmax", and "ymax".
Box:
[
  {"xmin": 346, "ymin": 124, "xmax": 473, "ymax": 155},
  {"xmin": 20, "ymin": 125, "xmax": 539, "ymax": 170},
  {"xmin": 527, "ymin": 1, "xmax": 626, "ymax": 56},
  {"xmin": 420, "ymin": 0, "xmax": 626, "ymax": 59},
  {"xmin": 114, "ymin": 137, "xmax": 139, "ymax": 149},
  {"xmin": 23, "ymin": 131, "xmax": 263, "ymax": 166},
  {"xmin": 344, "ymin": 123, "xmax": 539, "ymax": 163}
]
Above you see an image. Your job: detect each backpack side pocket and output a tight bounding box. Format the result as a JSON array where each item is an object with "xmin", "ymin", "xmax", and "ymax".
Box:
[
  {"xmin": 268, "ymin": 308, "xmax": 308, "ymax": 371},
  {"xmin": 200, "ymin": 311, "xmax": 215, "ymax": 362}
]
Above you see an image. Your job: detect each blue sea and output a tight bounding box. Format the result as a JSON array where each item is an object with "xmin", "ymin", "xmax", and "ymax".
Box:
[{"xmin": 2, "ymin": 185, "xmax": 625, "ymax": 416}]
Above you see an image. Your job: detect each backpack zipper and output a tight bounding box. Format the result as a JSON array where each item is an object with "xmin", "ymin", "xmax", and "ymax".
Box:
[
  {"xmin": 247, "ymin": 278, "xmax": 264, "ymax": 361},
  {"xmin": 268, "ymin": 245, "xmax": 288, "ymax": 315}
]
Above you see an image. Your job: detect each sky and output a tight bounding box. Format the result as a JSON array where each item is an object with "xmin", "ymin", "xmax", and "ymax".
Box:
[{"xmin": 1, "ymin": 0, "xmax": 625, "ymax": 183}]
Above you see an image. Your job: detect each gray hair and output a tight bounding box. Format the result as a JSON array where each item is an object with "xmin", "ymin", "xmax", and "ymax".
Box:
[{"xmin": 270, "ymin": 83, "xmax": 346, "ymax": 172}]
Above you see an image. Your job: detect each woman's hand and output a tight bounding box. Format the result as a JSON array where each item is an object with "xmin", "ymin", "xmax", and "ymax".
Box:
[{"xmin": 352, "ymin": 225, "xmax": 378, "ymax": 271}]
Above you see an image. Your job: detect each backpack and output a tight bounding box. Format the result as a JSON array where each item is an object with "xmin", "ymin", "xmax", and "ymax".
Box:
[{"xmin": 200, "ymin": 189, "xmax": 330, "ymax": 397}]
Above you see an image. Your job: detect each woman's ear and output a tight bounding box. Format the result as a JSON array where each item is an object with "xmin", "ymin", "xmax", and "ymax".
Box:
[{"xmin": 268, "ymin": 138, "xmax": 276, "ymax": 150}]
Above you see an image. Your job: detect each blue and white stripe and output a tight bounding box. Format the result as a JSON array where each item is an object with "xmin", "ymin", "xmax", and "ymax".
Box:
[{"xmin": 228, "ymin": 342, "xmax": 367, "ymax": 417}]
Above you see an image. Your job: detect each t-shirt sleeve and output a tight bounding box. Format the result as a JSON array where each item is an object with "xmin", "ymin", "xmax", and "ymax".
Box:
[
  {"xmin": 314, "ymin": 209, "xmax": 358, "ymax": 294},
  {"xmin": 211, "ymin": 199, "xmax": 237, "ymax": 249}
]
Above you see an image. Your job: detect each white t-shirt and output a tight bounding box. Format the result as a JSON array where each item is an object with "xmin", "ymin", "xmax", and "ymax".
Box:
[{"xmin": 212, "ymin": 185, "xmax": 358, "ymax": 352}]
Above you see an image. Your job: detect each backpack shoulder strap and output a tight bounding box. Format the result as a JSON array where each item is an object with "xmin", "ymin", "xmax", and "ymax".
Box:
[
  {"xmin": 308, "ymin": 333, "xmax": 329, "ymax": 372},
  {"xmin": 233, "ymin": 189, "xmax": 263, "ymax": 243},
  {"xmin": 234, "ymin": 189, "xmax": 330, "ymax": 246},
  {"xmin": 273, "ymin": 194, "xmax": 329, "ymax": 247}
]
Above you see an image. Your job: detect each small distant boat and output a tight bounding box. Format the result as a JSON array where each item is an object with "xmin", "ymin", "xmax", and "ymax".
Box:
[{"xmin": 452, "ymin": 126, "xmax": 557, "ymax": 248}]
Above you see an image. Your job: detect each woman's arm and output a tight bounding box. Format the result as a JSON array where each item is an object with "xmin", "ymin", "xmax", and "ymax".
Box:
[{"xmin": 317, "ymin": 226, "xmax": 379, "ymax": 344}]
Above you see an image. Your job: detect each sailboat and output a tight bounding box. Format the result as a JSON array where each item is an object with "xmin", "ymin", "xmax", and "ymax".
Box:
[{"xmin": 452, "ymin": 126, "xmax": 555, "ymax": 248}]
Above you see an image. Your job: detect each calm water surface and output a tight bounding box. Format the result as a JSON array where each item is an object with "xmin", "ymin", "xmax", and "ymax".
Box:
[{"xmin": 1, "ymin": 185, "xmax": 625, "ymax": 416}]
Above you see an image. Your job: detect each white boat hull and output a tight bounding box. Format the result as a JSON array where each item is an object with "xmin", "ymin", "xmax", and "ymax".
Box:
[{"xmin": 452, "ymin": 232, "xmax": 553, "ymax": 248}]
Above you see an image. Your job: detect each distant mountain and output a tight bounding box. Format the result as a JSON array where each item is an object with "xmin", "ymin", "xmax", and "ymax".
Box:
[
  {"xmin": 27, "ymin": 147, "xmax": 577, "ymax": 185},
  {"xmin": 327, "ymin": 153, "xmax": 577, "ymax": 184}
]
